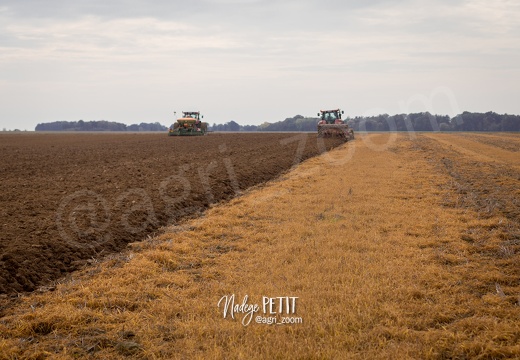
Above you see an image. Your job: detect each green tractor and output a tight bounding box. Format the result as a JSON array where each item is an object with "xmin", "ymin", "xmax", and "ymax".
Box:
[
  {"xmin": 317, "ymin": 109, "xmax": 354, "ymax": 141},
  {"xmin": 168, "ymin": 111, "xmax": 208, "ymax": 136}
]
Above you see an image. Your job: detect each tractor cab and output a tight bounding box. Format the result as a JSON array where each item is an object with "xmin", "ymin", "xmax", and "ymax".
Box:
[
  {"xmin": 181, "ymin": 111, "xmax": 202, "ymax": 121},
  {"xmin": 318, "ymin": 109, "xmax": 344, "ymax": 124}
]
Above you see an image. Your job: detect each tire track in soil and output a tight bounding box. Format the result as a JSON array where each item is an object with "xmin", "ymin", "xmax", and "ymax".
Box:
[
  {"xmin": 421, "ymin": 133, "xmax": 520, "ymax": 222},
  {"xmin": 423, "ymin": 133, "xmax": 520, "ymax": 168},
  {"xmin": 459, "ymin": 133, "xmax": 520, "ymax": 153},
  {"xmin": 0, "ymin": 133, "xmax": 345, "ymax": 297}
]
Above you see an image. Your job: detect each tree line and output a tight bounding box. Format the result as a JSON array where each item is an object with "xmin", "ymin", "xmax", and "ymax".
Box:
[
  {"xmin": 34, "ymin": 111, "xmax": 520, "ymax": 133},
  {"xmin": 209, "ymin": 111, "xmax": 520, "ymax": 132},
  {"xmin": 35, "ymin": 120, "xmax": 167, "ymax": 132}
]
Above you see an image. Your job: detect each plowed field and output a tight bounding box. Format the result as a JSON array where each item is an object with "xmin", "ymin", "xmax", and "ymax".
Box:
[{"xmin": 0, "ymin": 133, "xmax": 344, "ymax": 295}]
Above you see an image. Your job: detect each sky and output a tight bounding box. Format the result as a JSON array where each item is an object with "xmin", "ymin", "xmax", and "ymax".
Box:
[{"xmin": 0, "ymin": 0, "xmax": 519, "ymax": 130}]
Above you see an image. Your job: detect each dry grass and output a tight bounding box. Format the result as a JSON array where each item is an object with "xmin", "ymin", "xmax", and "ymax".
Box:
[
  {"xmin": 460, "ymin": 133, "xmax": 520, "ymax": 153},
  {"xmin": 1, "ymin": 133, "xmax": 519, "ymax": 359}
]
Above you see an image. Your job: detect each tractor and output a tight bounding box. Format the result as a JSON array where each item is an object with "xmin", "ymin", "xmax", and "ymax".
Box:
[
  {"xmin": 317, "ymin": 109, "xmax": 354, "ymax": 141},
  {"xmin": 168, "ymin": 111, "xmax": 208, "ymax": 136}
]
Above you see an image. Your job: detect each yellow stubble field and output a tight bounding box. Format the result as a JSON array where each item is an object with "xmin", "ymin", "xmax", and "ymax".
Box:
[{"xmin": 0, "ymin": 133, "xmax": 519, "ymax": 359}]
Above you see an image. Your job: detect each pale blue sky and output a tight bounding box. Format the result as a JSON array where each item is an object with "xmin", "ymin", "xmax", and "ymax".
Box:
[{"xmin": 1, "ymin": 0, "xmax": 519, "ymax": 130}]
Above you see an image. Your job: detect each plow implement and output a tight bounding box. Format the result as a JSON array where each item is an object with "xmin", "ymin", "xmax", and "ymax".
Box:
[{"xmin": 317, "ymin": 124, "xmax": 354, "ymax": 140}]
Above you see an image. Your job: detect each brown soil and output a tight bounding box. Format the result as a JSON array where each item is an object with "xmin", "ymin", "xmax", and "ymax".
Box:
[{"xmin": 0, "ymin": 132, "xmax": 344, "ymax": 295}]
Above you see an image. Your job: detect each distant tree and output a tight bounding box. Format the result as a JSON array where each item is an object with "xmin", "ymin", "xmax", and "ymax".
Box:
[
  {"xmin": 228, "ymin": 121, "xmax": 240, "ymax": 132},
  {"xmin": 439, "ymin": 123, "xmax": 451, "ymax": 131},
  {"xmin": 257, "ymin": 122, "xmax": 271, "ymax": 130},
  {"xmin": 501, "ymin": 114, "xmax": 520, "ymax": 131},
  {"xmin": 35, "ymin": 120, "xmax": 168, "ymax": 132}
]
